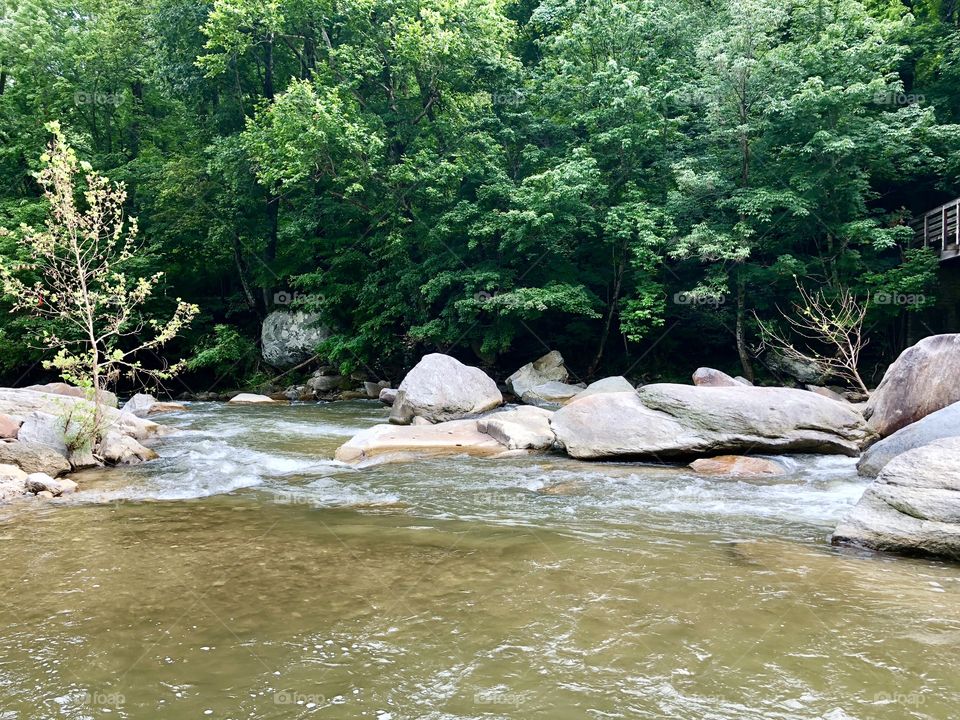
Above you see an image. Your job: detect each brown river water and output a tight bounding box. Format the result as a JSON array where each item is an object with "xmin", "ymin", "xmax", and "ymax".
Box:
[{"xmin": 1, "ymin": 401, "xmax": 959, "ymax": 719}]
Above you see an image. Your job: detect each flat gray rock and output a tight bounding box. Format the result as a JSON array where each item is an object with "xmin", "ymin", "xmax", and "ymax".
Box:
[
  {"xmin": 858, "ymin": 401, "xmax": 960, "ymax": 478},
  {"xmin": 833, "ymin": 437, "xmax": 960, "ymax": 559}
]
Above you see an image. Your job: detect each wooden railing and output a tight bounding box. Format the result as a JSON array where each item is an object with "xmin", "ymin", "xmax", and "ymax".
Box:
[{"xmin": 913, "ymin": 198, "xmax": 960, "ymax": 260}]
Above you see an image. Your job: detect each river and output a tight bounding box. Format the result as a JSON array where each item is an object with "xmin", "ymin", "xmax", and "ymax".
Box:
[{"xmin": 0, "ymin": 401, "xmax": 958, "ymax": 719}]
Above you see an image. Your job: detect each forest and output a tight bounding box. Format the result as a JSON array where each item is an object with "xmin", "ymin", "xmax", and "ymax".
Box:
[{"xmin": 2, "ymin": 0, "xmax": 959, "ymax": 391}]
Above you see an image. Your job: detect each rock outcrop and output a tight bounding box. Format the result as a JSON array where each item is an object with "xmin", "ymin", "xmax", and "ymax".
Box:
[
  {"xmin": 692, "ymin": 368, "xmax": 744, "ymax": 387},
  {"xmin": 571, "ymin": 376, "xmax": 634, "ymax": 400},
  {"xmin": 550, "ymin": 385, "xmax": 870, "ymax": 460},
  {"xmin": 388, "ymin": 354, "xmax": 502, "ymax": 424},
  {"xmin": 99, "ymin": 431, "xmax": 159, "ymax": 465},
  {"xmin": 858, "ymin": 402, "xmax": 960, "ymax": 478},
  {"xmin": 833, "ymin": 437, "xmax": 960, "ymax": 559},
  {"xmin": 26, "ymin": 382, "xmax": 118, "ymax": 408},
  {"xmin": 864, "ymin": 334, "xmax": 960, "ymax": 437},
  {"xmin": 335, "ymin": 419, "xmax": 509, "ymax": 466},
  {"xmin": 476, "ymin": 406, "xmax": 556, "ymax": 450},
  {"xmin": 0, "ymin": 441, "xmax": 71, "ymax": 476},
  {"xmin": 505, "ymin": 351, "xmax": 569, "ymax": 397},
  {"xmin": 520, "ymin": 381, "xmax": 584, "ymax": 409},
  {"xmin": 261, "ymin": 310, "xmax": 329, "ymax": 368}
]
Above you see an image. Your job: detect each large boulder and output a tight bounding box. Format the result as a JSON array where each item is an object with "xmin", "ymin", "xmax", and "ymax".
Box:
[
  {"xmin": 0, "ymin": 441, "xmax": 71, "ymax": 476},
  {"xmin": 335, "ymin": 419, "xmax": 509, "ymax": 466},
  {"xmin": 99, "ymin": 431, "xmax": 159, "ymax": 465},
  {"xmin": 833, "ymin": 437, "xmax": 960, "ymax": 559},
  {"xmin": 261, "ymin": 310, "xmax": 329, "ymax": 368},
  {"xmin": 121, "ymin": 393, "xmax": 157, "ymax": 418},
  {"xmin": 25, "ymin": 382, "xmax": 117, "ymax": 408},
  {"xmin": 388, "ymin": 354, "xmax": 502, "ymax": 425},
  {"xmin": 476, "ymin": 406, "xmax": 556, "ymax": 450},
  {"xmin": 550, "ymin": 385, "xmax": 870, "ymax": 460},
  {"xmin": 692, "ymin": 368, "xmax": 744, "ymax": 387},
  {"xmin": 505, "ymin": 351, "xmax": 569, "ymax": 397},
  {"xmin": 0, "ymin": 389, "xmax": 164, "ymax": 442},
  {"xmin": 858, "ymin": 402, "xmax": 960, "ymax": 478},
  {"xmin": 520, "ymin": 381, "xmax": 584, "ymax": 409},
  {"xmin": 571, "ymin": 376, "xmax": 634, "ymax": 400},
  {"xmin": 228, "ymin": 393, "xmax": 279, "ymax": 405},
  {"xmin": 864, "ymin": 334, "xmax": 960, "ymax": 437}
]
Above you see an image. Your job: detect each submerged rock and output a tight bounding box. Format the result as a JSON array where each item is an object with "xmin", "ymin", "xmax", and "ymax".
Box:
[
  {"xmin": 833, "ymin": 437, "xmax": 960, "ymax": 559},
  {"xmin": 520, "ymin": 381, "xmax": 584, "ymax": 409},
  {"xmin": 550, "ymin": 385, "xmax": 870, "ymax": 460},
  {"xmin": 261, "ymin": 310, "xmax": 329, "ymax": 369},
  {"xmin": 388, "ymin": 354, "xmax": 502, "ymax": 424},
  {"xmin": 505, "ymin": 350, "xmax": 569, "ymax": 397},
  {"xmin": 858, "ymin": 402, "xmax": 960, "ymax": 478},
  {"xmin": 688, "ymin": 455, "xmax": 786, "ymax": 478},
  {"xmin": 335, "ymin": 418, "xmax": 508, "ymax": 466},
  {"xmin": 476, "ymin": 406, "xmax": 556, "ymax": 450},
  {"xmin": 864, "ymin": 334, "xmax": 960, "ymax": 437}
]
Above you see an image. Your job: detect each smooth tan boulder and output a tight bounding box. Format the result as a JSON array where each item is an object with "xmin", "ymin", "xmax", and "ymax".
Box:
[
  {"xmin": 833, "ymin": 437, "xmax": 960, "ymax": 559},
  {"xmin": 550, "ymin": 385, "xmax": 870, "ymax": 460},
  {"xmin": 388, "ymin": 354, "xmax": 502, "ymax": 424},
  {"xmin": 335, "ymin": 419, "xmax": 508, "ymax": 466},
  {"xmin": 864, "ymin": 334, "xmax": 960, "ymax": 437},
  {"xmin": 689, "ymin": 455, "xmax": 786, "ymax": 477},
  {"xmin": 0, "ymin": 413, "xmax": 20, "ymax": 439},
  {"xmin": 99, "ymin": 431, "xmax": 159, "ymax": 465}
]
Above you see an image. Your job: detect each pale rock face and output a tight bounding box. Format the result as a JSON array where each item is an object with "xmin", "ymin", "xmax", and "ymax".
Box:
[
  {"xmin": 550, "ymin": 385, "xmax": 871, "ymax": 460},
  {"xmin": 571, "ymin": 376, "xmax": 634, "ymax": 401},
  {"xmin": 864, "ymin": 334, "xmax": 960, "ymax": 437},
  {"xmin": 505, "ymin": 351, "xmax": 569, "ymax": 397},
  {"xmin": 25, "ymin": 382, "xmax": 118, "ymax": 408},
  {"xmin": 858, "ymin": 401, "xmax": 960, "ymax": 478},
  {"xmin": 692, "ymin": 368, "xmax": 742, "ymax": 387},
  {"xmin": 261, "ymin": 310, "xmax": 329, "ymax": 368},
  {"xmin": 833, "ymin": 437, "xmax": 960, "ymax": 559},
  {"xmin": 476, "ymin": 406, "xmax": 556, "ymax": 450},
  {"xmin": 99, "ymin": 431, "xmax": 159, "ymax": 466},
  {"xmin": 0, "ymin": 441, "xmax": 72, "ymax": 476},
  {"xmin": 520, "ymin": 381, "xmax": 584, "ymax": 409},
  {"xmin": 121, "ymin": 393, "xmax": 158, "ymax": 418},
  {"xmin": 335, "ymin": 419, "xmax": 508, "ymax": 466},
  {"xmin": 388, "ymin": 354, "xmax": 502, "ymax": 424},
  {"xmin": 228, "ymin": 393, "xmax": 279, "ymax": 405}
]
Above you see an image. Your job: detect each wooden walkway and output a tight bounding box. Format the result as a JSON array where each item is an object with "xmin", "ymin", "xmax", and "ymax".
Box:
[{"xmin": 914, "ymin": 198, "xmax": 960, "ymax": 261}]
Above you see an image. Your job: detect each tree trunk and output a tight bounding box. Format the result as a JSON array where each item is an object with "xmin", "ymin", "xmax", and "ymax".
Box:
[
  {"xmin": 735, "ymin": 271, "xmax": 754, "ymax": 382},
  {"xmin": 588, "ymin": 256, "xmax": 624, "ymax": 378}
]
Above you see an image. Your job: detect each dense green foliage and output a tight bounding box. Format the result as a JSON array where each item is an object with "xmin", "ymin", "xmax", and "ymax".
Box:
[{"xmin": 1, "ymin": 0, "xmax": 959, "ymax": 388}]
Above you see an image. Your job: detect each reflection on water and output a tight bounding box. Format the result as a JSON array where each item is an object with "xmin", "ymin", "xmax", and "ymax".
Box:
[{"xmin": 0, "ymin": 401, "xmax": 958, "ymax": 719}]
